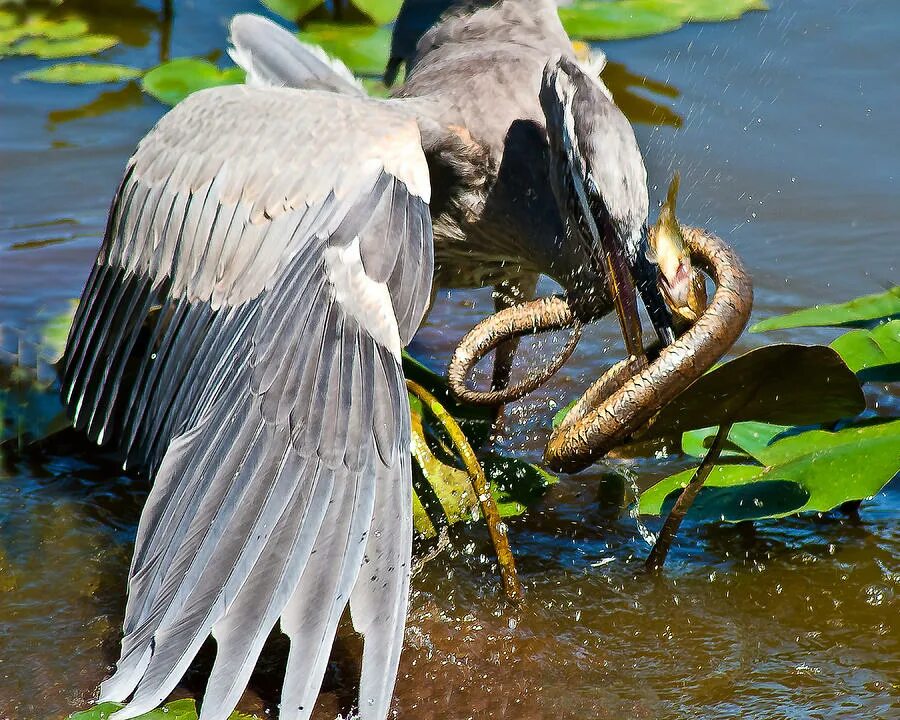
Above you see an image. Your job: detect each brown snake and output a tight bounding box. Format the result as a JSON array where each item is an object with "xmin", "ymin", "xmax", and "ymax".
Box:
[{"xmin": 448, "ymin": 226, "xmax": 754, "ymax": 473}]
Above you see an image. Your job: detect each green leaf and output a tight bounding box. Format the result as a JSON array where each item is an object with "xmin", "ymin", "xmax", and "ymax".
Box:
[
  {"xmin": 681, "ymin": 420, "xmax": 790, "ymax": 459},
  {"xmin": 297, "ymin": 23, "xmax": 391, "ymax": 75},
  {"xmin": 830, "ymin": 320, "xmax": 900, "ymax": 383},
  {"xmin": 634, "ymin": 0, "xmax": 767, "ymax": 23},
  {"xmin": 0, "ymin": 11, "xmax": 17, "ymax": 30},
  {"xmin": 70, "ymin": 699, "xmax": 260, "ymax": 720},
  {"xmin": 39, "ymin": 300, "xmax": 77, "ymax": 363},
  {"xmin": 7, "ymin": 34, "xmax": 119, "ymax": 58},
  {"xmin": 751, "ymin": 286, "xmax": 900, "ymax": 332},
  {"xmin": 559, "ymin": 1, "xmax": 683, "ymax": 40},
  {"xmin": 352, "ymin": 0, "xmax": 403, "ymax": 25},
  {"xmin": 0, "ymin": 16, "xmax": 89, "ymax": 45},
  {"xmin": 260, "ymin": 0, "xmax": 324, "ymax": 23},
  {"xmin": 642, "ymin": 344, "xmax": 865, "ymax": 440},
  {"xmin": 141, "ymin": 58, "xmax": 244, "ymax": 106},
  {"xmin": 20, "ymin": 61, "xmax": 141, "ymax": 84},
  {"xmin": 409, "ymin": 410, "xmax": 555, "ymax": 533},
  {"xmin": 403, "ymin": 351, "xmax": 494, "ymax": 449},
  {"xmin": 640, "ymin": 420, "xmax": 900, "ymax": 521},
  {"xmin": 552, "ymin": 398, "xmax": 577, "ymax": 429},
  {"xmin": 483, "ymin": 455, "xmax": 558, "ymax": 517}
]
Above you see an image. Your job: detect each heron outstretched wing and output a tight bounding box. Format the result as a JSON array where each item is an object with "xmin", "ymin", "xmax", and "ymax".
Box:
[{"xmin": 62, "ymin": 84, "xmax": 433, "ymax": 720}]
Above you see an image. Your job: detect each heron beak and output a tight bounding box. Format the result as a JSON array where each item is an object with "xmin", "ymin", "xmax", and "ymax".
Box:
[{"xmin": 628, "ymin": 224, "xmax": 676, "ymax": 347}]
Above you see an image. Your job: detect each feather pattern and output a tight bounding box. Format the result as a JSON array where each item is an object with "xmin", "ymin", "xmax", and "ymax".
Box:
[{"xmin": 61, "ymin": 84, "xmax": 432, "ymax": 720}]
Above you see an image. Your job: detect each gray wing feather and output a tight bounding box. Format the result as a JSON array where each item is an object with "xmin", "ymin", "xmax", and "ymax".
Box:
[
  {"xmin": 350, "ymin": 450, "xmax": 413, "ymax": 719},
  {"xmin": 62, "ymin": 86, "xmax": 432, "ymax": 720},
  {"xmin": 229, "ymin": 13, "xmax": 365, "ymax": 96}
]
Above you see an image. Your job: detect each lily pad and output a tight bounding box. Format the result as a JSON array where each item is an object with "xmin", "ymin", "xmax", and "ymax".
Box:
[
  {"xmin": 643, "ymin": 344, "xmax": 865, "ymax": 441},
  {"xmin": 681, "ymin": 420, "xmax": 790, "ymax": 459},
  {"xmin": 409, "ymin": 397, "xmax": 555, "ymax": 537},
  {"xmin": 20, "ymin": 61, "xmax": 141, "ymax": 84},
  {"xmin": 751, "ymin": 286, "xmax": 900, "ymax": 332},
  {"xmin": 260, "ymin": 0, "xmax": 324, "ymax": 23},
  {"xmin": 410, "ymin": 409, "xmax": 556, "ymax": 534},
  {"xmin": 7, "ymin": 33, "xmax": 119, "ymax": 58},
  {"xmin": 297, "ymin": 23, "xmax": 391, "ymax": 76},
  {"xmin": 141, "ymin": 58, "xmax": 245, "ymax": 106},
  {"xmin": 0, "ymin": 16, "xmax": 89, "ymax": 45},
  {"xmin": 640, "ymin": 420, "xmax": 900, "ymax": 521},
  {"xmin": 70, "ymin": 699, "xmax": 258, "ymax": 720},
  {"xmin": 559, "ymin": 1, "xmax": 683, "ymax": 41},
  {"xmin": 830, "ymin": 320, "xmax": 900, "ymax": 383},
  {"xmin": 484, "ymin": 455, "xmax": 558, "ymax": 517},
  {"xmin": 635, "ymin": 0, "xmax": 767, "ymax": 23},
  {"xmin": 352, "ymin": 0, "xmax": 403, "ymax": 25}
]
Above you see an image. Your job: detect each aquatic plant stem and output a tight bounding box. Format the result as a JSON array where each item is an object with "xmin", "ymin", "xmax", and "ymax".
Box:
[
  {"xmin": 406, "ymin": 379, "xmax": 524, "ymax": 603},
  {"xmin": 645, "ymin": 421, "xmax": 733, "ymax": 571}
]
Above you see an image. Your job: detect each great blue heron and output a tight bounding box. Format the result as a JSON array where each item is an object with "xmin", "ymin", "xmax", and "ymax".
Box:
[{"xmin": 60, "ymin": 2, "xmax": 748, "ymax": 719}]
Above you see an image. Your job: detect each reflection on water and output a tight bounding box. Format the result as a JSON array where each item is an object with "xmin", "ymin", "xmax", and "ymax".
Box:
[
  {"xmin": 603, "ymin": 60, "xmax": 682, "ymax": 128},
  {"xmin": 0, "ymin": 0, "xmax": 897, "ymax": 718},
  {"xmin": 47, "ymin": 83, "xmax": 145, "ymax": 127}
]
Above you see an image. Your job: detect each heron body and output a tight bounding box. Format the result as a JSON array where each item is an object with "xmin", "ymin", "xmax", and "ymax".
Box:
[{"xmin": 61, "ymin": 2, "xmax": 678, "ymax": 719}]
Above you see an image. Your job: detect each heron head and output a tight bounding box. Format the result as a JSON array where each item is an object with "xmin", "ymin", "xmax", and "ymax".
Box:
[{"xmin": 540, "ymin": 56, "xmax": 677, "ymax": 351}]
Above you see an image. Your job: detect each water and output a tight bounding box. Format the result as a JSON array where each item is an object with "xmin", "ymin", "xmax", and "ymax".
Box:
[{"xmin": 0, "ymin": 0, "xmax": 897, "ymax": 718}]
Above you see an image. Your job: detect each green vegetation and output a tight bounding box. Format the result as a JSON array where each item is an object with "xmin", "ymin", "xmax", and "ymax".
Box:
[
  {"xmin": 637, "ymin": 289, "xmax": 899, "ymax": 529},
  {"xmin": 0, "ymin": 9, "xmax": 119, "ymax": 58},
  {"xmin": 4, "ymin": 0, "xmax": 768, "ymax": 118},
  {"xmin": 141, "ymin": 58, "xmax": 244, "ymax": 106},
  {"xmin": 69, "ymin": 699, "xmax": 258, "ymax": 720},
  {"xmin": 20, "ymin": 61, "xmax": 141, "ymax": 83}
]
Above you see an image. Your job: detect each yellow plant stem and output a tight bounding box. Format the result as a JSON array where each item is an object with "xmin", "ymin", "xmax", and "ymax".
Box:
[{"xmin": 406, "ymin": 379, "xmax": 524, "ymax": 602}]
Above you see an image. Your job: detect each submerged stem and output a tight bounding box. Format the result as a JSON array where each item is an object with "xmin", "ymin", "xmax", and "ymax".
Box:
[
  {"xmin": 645, "ymin": 421, "xmax": 733, "ymax": 571},
  {"xmin": 406, "ymin": 379, "xmax": 524, "ymax": 603}
]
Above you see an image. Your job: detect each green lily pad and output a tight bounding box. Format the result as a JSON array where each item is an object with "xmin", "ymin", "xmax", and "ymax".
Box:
[
  {"xmin": 559, "ymin": 1, "xmax": 683, "ymax": 41},
  {"xmin": 681, "ymin": 420, "xmax": 790, "ymax": 459},
  {"xmin": 640, "ymin": 420, "xmax": 900, "ymax": 521},
  {"xmin": 141, "ymin": 58, "xmax": 244, "ymax": 106},
  {"xmin": 830, "ymin": 320, "xmax": 900, "ymax": 383},
  {"xmin": 0, "ymin": 16, "xmax": 89, "ymax": 45},
  {"xmin": 70, "ymin": 699, "xmax": 258, "ymax": 720},
  {"xmin": 6, "ymin": 33, "xmax": 119, "ymax": 58},
  {"xmin": 635, "ymin": 0, "xmax": 767, "ymax": 23},
  {"xmin": 297, "ymin": 23, "xmax": 391, "ymax": 75},
  {"xmin": 0, "ymin": 11, "xmax": 16, "ymax": 30},
  {"xmin": 751, "ymin": 286, "xmax": 900, "ymax": 332},
  {"xmin": 409, "ymin": 408, "xmax": 556, "ymax": 536},
  {"xmin": 484, "ymin": 455, "xmax": 558, "ymax": 517},
  {"xmin": 352, "ymin": 0, "xmax": 404, "ymax": 25},
  {"xmin": 643, "ymin": 344, "xmax": 865, "ymax": 441},
  {"xmin": 260, "ymin": 0, "xmax": 324, "ymax": 23},
  {"xmin": 20, "ymin": 61, "xmax": 141, "ymax": 84}
]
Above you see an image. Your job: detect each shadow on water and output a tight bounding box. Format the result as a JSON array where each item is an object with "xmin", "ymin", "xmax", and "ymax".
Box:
[{"xmin": 0, "ymin": 0, "xmax": 897, "ymax": 718}]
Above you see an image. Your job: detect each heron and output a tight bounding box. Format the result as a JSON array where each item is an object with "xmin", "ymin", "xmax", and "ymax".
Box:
[{"xmin": 60, "ymin": 2, "xmax": 750, "ymax": 719}]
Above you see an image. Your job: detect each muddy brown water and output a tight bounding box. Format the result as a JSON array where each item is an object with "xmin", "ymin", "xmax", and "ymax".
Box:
[{"xmin": 0, "ymin": 0, "xmax": 897, "ymax": 718}]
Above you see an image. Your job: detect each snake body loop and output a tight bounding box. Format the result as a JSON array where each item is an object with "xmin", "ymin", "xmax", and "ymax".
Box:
[
  {"xmin": 448, "ymin": 295, "xmax": 583, "ymax": 406},
  {"xmin": 448, "ymin": 226, "xmax": 753, "ymax": 473}
]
